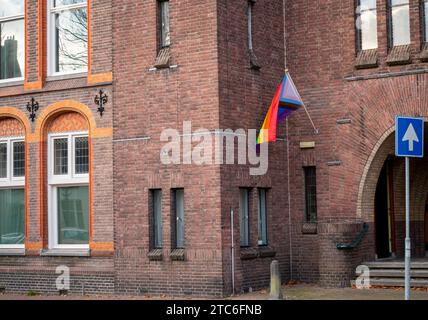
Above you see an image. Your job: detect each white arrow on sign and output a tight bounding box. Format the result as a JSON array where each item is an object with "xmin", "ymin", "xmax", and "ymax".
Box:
[{"xmin": 402, "ymin": 123, "xmax": 419, "ymax": 152}]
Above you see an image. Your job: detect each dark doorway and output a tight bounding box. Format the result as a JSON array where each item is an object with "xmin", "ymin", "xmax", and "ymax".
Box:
[
  {"xmin": 375, "ymin": 161, "xmax": 395, "ymax": 259},
  {"xmin": 425, "ymin": 202, "xmax": 428, "ymax": 252}
]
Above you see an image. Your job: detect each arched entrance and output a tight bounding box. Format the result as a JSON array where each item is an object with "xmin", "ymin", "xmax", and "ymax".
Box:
[{"xmin": 358, "ymin": 123, "xmax": 428, "ymax": 260}]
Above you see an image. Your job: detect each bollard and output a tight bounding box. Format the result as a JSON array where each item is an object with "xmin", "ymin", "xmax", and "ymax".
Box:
[{"xmin": 269, "ymin": 260, "xmax": 283, "ymax": 300}]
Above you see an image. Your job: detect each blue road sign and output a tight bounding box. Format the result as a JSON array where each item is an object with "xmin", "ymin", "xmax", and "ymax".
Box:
[{"xmin": 395, "ymin": 116, "xmax": 424, "ymax": 158}]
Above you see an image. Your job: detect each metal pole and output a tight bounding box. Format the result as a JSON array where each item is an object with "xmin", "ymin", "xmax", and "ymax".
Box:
[
  {"xmin": 405, "ymin": 157, "xmax": 411, "ymax": 300},
  {"xmin": 231, "ymin": 208, "xmax": 235, "ymax": 295}
]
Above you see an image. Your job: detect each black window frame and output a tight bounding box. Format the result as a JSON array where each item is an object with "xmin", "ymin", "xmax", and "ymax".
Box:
[
  {"xmin": 150, "ymin": 189, "xmax": 163, "ymax": 250},
  {"xmin": 303, "ymin": 166, "xmax": 317, "ymax": 223},
  {"xmin": 157, "ymin": 0, "xmax": 171, "ymax": 50},
  {"xmin": 387, "ymin": 0, "xmax": 411, "ymax": 49},
  {"xmin": 171, "ymin": 188, "xmax": 184, "ymax": 249},
  {"xmin": 355, "ymin": 0, "xmax": 378, "ymax": 53}
]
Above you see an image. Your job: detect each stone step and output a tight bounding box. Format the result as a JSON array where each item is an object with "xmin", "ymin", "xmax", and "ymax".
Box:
[
  {"xmin": 361, "ymin": 269, "xmax": 428, "ymax": 278},
  {"xmin": 362, "ymin": 261, "xmax": 428, "ymax": 269},
  {"xmin": 352, "ymin": 278, "xmax": 428, "ymax": 288}
]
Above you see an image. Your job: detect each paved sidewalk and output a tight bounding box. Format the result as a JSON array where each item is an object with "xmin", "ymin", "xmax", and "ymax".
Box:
[{"xmin": 1, "ymin": 284, "xmax": 428, "ymax": 300}]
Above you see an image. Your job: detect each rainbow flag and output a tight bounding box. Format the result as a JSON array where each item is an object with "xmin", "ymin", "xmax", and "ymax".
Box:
[{"xmin": 257, "ymin": 71, "xmax": 305, "ymax": 144}]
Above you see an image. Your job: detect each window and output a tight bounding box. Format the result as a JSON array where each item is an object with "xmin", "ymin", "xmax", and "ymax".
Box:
[
  {"xmin": 304, "ymin": 167, "xmax": 317, "ymax": 223},
  {"xmin": 423, "ymin": 0, "xmax": 428, "ymax": 43},
  {"xmin": 247, "ymin": 0, "xmax": 260, "ymax": 69},
  {"xmin": 0, "ymin": 137, "xmax": 25, "ymax": 247},
  {"xmin": 48, "ymin": 132, "xmax": 89, "ymax": 248},
  {"xmin": 0, "ymin": 0, "xmax": 25, "ymax": 82},
  {"xmin": 172, "ymin": 189, "xmax": 184, "ymax": 249},
  {"xmin": 258, "ymin": 188, "xmax": 268, "ymax": 246},
  {"xmin": 48, "ymin": 0, "xmax": 88, "ymax": 75},
  {"xmin": 356, "ymin": 0, "xmax": 378, "ymax": 51},
  {"xmin": 239, "ymin": 188, "xmax": 250, "ymax": 247},
  {"xmin": 389, "ymin": 0, "xmax": 411, "ymax": 47},
  {"xmin": 151, "ymin": 189, "xmax": 163, "ymax": 249},
  {"xmin": 158, "ymin": 0, "xmax": 170, "ymax": 48}
]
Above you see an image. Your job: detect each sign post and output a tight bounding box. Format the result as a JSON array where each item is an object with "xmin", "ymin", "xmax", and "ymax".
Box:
[{"xmin": 395, "ymin": 116, "xmax": 424, "ymax": 301}]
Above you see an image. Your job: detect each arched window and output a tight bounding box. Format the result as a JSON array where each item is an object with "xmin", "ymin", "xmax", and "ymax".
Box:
[
  {"xmin": 0, "ymin": 118, "xmax": 25, "ymax": 248},
  {"xmin": 46, "ymin": 112, "xmax": 89, "ymax": 250}
]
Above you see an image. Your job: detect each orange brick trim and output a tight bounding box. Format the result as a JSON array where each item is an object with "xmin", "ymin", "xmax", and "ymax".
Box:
[
  {"xmin": 90, "ymin": 242, "xmax": 114, "ymax": 252},
  {"xmin": 87, "ymin": 72, "xmax": 113, "ymax": 85},
  {"xmin": 24, "ymin": 81, "xmax": 43, "ymax": 91},
  {"xmin": 25, "ymin": 242, "xmax": 43, "ymax": 250}
]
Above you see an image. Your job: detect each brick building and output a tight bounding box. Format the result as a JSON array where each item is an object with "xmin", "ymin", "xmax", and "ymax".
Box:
[{"xmin": 0, "ymin": 0, "xmax": 427, "ymax": 297}]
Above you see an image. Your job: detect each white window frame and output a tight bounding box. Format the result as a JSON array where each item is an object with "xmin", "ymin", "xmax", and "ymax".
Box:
[
  {"xmin": 0, "ymin": 3, "xmax": 25, "ymax": 84},
  {"xmin": 47, "ymin": 131, "xmax": 89, "ymax": 250},
  {"xmin": 47, "ymin": 0, "xmax": 88, "ymax": 77},
  {"xmin": 0, "ymin": 136, "xmax": 25, "ymax": 249}
]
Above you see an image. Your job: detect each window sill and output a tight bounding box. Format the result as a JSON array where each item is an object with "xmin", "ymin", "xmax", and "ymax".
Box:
[
  {"xmin": 0, "ymin": 79, "xmax": 24, "ymax": 88},
  {"xmin": 258, "ymin": 246, "xmax": 276, "ymax": 258},
  {"xmin": 420, "ymin": 43, "xmax": 428, "ymax": 62},
  {"xmin": 46, "ymin": 72, "xmax": 87, "ymax": 82},
  {"xmin": 386, "ymin": 45, "xmax": 412, "ymax": 66},
  {"xmin": 355, "ymin": 49, "xmax": 378, "ymax": 69},
  {"xmin": 170, "ymin": 248, "xmax": 185, "ymax": 261},
  {"xmin": 302, "ymin": 222, "xmax": 318, "ymax": 234},
  {"xmin": 40, "ymin": 248, "xmax": 90, "ymax": 257},
  {"xmin": 148, "ymin": 248, "xmax": 163, "ymax": 261},
  {"xmin": 0, "ymin": 248, "xmax": 26, "ymax": 256},
  {"xmin": 240, "ymin": 247, "xmax": 258, "ymax": 260}
]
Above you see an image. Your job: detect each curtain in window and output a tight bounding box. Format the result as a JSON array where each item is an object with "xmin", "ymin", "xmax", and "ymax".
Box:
[
  {"xmin": 174, "ymin": 189, "xmax": 184, "ymax": 248},
  {"xmin": 153, "ymin": 190, "xmax": 163, "ymax": 248},
  {"xmin": 57, "ymin": 186, "xmax": 89, "ymax": 244},
  {"xmin": 0, "ymin": 189, "xmax": 25, "ymax": 245},
  {"xmin": 239, "ymin": 189, "xmax": 249, "ymax": 247}
]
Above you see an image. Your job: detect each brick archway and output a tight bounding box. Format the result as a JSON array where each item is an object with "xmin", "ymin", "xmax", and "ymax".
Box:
[{"xmin": 357, "ymin": 122, "xmax": 428, "ymax": 258}]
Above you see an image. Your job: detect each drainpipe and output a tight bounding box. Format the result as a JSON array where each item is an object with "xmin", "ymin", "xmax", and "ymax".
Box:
[{"xmin": 231, "ymin": 208, "xmax": 235, "ymax": 295}]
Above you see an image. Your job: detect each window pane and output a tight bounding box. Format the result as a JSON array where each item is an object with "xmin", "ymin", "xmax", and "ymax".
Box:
[
  {"xmin": 239, "ymin": 188, "xmax": 249, "ymax": 247},
  {"xmin": 304, "ymin": 167, "xmax": 317, "ymax": 223},
  {"xmin": 160, "ymin": 1, "xmax": 170, "ymax": 47},
  {"xmin": 0, "ymin": 143, "xmax": 6, "ymax": 178},
  {"xmin": 75, "ymin": 136, "xmax": 88, "ymax": 174},
  {"xmin": 360, "ymin": 0, "xmax": 376, "ymax": 10},
  {"xmin": 13, "ymin": 141, "xmax": 24, "ymax": 177},
  {"xmin": 54, "ymin": 0, "xmax": 86, "ymax": 7},
  {"xmin": 57, "ymin": 186, "xmax": 89, "ymax": 245},
  {"xmin": 0, "ymin": 0, "xmax": 25, "ymax": 18},
  {"xmin": 391, "ymin": 0, "xmax": 409, "ymax": 5},
  {"xmin": 174, "ymin": 189, "xmax": 184, "ymax": 248},
  {"xmin": 55, "ymin": 8, "xmax": 88, "ymax": 73},
  {"xmin": 360, "ymin": 6, "xmax": 378, "ymax": 50},
  {"xmin": 0, "ymin": 189, "xmax": 25, "ymax": 245},
  {"xmin": 425, "ymin": 2, "xmax": 428, "ymax": 42},
  {"xmin": 391, "ymin": 1, "xmax": 410, "ymax": 46},
  {"xmin": 54, "ymin": 138, "xmax": 68, "ymax": 175},
  {"xmin": 258, "ymin": 189, "xmax": 267, "ymax": 246},
  {"xmin": 0, "ymin": 20, "xmax": 25, "ymax": 80},
  {"xmin": 152, "ymin": 190, "xmax": 163, "ymax": 248}
]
